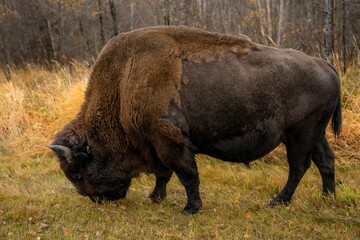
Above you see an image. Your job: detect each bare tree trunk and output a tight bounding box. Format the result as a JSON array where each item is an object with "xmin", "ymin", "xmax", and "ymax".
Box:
[
  {"xmin": 225, "ymin": 0, "xmax": 232, "ymax": 34},
  {"xmin": 235, "ymin": 0, "xmax": 243, "ymax": 35},
  {"xmin": 108, "ymin": 0, "xmax": 118, "ymax": 37},
  {"xmin": 212, "ymin": 1, "xmax": 220, "ymax": 31},
  {"xmin": 277, "ymin": 0, "xmax": 286, "ymax": 47},
  {"xmin": 180, "ymin": 0, "xmax": 187, "ymax": 25},
  {"xmin": 199, "ymin": 0, "xmax": 206, "ymax": 28},
  {"xmin": 45, "ymin": 19, "xmax": 58, "ymax": 60},
  {"xmin": 0, "ymin": 38, "xmax": 11, "ymax": 81},
  {"xmin": 324, "ymin": 0, "xmax": 334, "ymax": 59},
  {"xmin": 265, "ymin": 0, "xmax": 272, "ymax": 39},
  {"xmin": 256, "ymin": 0, "xmax": 266, "ymax": 44},
  {"xmin": 78, "ymin": 17, "xmax": 93, "ymax": 65},
  {"xmin": 130, "ymin": 0, "xmax": 135, "ymax": 30},
  {"xmin": 306, "ymin": 1, "xmax": 312, "ymax": 31},
  {"xmin": 163, "ymin": 0, "xmax": 170, "ymax": 26},
  {"xmin": 97, "ymin": 0, "xmax": 105, "ymax": 47},
  {"xmin": 341, "ymin": 0, "xmax": 347, "ymax": 72}
]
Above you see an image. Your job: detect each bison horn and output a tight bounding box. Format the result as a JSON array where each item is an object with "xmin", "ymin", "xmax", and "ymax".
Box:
[
  {"xmin": 86, "ymin": 145, "xmax": 91, "ymax": 154},
  {"xmin": 49, "ymin": 145, "xmax": 72, "ymax": 163}
]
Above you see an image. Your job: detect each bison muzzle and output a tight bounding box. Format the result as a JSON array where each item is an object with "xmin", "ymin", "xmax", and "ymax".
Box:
[{"xmin": 50, "ymin": 26, "xmax": 342, "ymax": 215}]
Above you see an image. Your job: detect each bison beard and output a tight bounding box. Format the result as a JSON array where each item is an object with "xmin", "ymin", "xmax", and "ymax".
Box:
[{"xmin": 50, "ymin": 26, "xmax": 342, "ymax": 215}]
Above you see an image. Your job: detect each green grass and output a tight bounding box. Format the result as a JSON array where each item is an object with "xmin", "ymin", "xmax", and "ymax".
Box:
[{"xmin": 1, "ymin": 152, "xmax": 359, "ymax": 239}]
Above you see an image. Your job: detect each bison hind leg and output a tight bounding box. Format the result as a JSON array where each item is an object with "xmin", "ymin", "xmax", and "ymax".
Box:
[
  {"xmin": 269, "ymin": 131, "xmax": 313, "ymax": 206},
  {"xmin": 149, "ymin": 173, "xmax": 173, "ymax": 203},
  {"xmin": 312, "ymin": 135, "xmax": 335, "ymax": 195}
]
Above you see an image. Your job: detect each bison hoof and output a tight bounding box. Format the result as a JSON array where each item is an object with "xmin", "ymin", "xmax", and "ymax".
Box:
[
  {"xmin": 181, "ymin": 201, "xmax": 202, "ymax": 215},
  {"xmin": 149, "ymin": 191, "xmax": 166, "ymax": 203},
  {"xmin": 269, "ymin": 198, "xmax": 291, "ymax": 207}
]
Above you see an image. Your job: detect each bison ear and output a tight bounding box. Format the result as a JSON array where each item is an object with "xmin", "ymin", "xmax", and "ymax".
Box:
[{"xmin": 49, "ymin": 145, "xmax": 72, "ymax": 164}]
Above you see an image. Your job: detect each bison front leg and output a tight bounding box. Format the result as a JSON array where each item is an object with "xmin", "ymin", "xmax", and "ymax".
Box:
[
  {"xmin": 154, "ymin": 138, "xmax": 202, "ymax": 214},
  {"xmin": 173, "ymin": 158, "xmax": 202, "ymax": 215},
  {"xmin": 149, "ymin": 173, "xmax": 173, "ymax": 203}
]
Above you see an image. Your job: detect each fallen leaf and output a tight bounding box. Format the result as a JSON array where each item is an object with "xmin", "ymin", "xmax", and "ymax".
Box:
[
  {"xmin": 62, "ymin": 227, "xmax": 70, "ymax": 236},
  {"xmin": 29, "ymin": 230, "xmax": 37, "ymax": 236},
  {"xmin": 244, "ymin": 233, "xmax": 251, "ymax": 239},
  {"xmin": 24, "ymin": 233, "xmax": 31, "ymax": 240},
  {"xmin": 245, "ymin": 212, "xmax": 252, "ymax": 219},
  {"xmin": 38, "ymin": 222, "xmax": 50, "ymax": 232}
]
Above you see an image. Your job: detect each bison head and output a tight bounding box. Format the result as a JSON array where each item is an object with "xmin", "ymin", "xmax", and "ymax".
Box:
[{"xmin": 49, "ymin": 140, "xmax": 131, "ymax": 203}]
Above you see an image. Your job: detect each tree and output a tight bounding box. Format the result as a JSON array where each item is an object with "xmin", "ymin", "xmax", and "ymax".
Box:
[
  {"xmin": 324, "ymin": 0, "xmax": 334, "ymax": 59},
  {"xmin": 108, "ymin": 0, "xmax": 118, "ymax": 37},
  {"xmin": 265, "ymin": 0, "xmax": 272, "ymax": 40},
  {"xmin": 130, "ymin": 0, "xmax": 135, "ymax": 30},
  {"xmin": 0, "ymin": 1, "xmax": 13, "ymax": 80},
  {"xmin": 277, "ymin": 0, "xmax": 286, "ymax": 47},
  {"xmin": 0, "ymin": 37, "xmax": 11, "ymax": 81},
  {"xmin": 163, "ymin": 0, "xmax": 171, "ymax": 25},
  {"xmin": 340, "ymin": 0, "xmax": 347, "ymax": 72},
  {"xmin": 256, "ymin": 0, "xmax": 266, "ymax": 44},
  {"xmin": 97, "ymin": 0, "xmax": 105, "ymax": 47}
]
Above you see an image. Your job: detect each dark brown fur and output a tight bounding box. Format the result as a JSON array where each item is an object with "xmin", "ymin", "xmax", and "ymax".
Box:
[{"xmin": 50, "ymin": 26, "xmax": 341, "ymax": 215}]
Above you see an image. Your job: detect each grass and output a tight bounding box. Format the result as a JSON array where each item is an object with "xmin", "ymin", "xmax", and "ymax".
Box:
[{"xmin": 0, "ymin": 61, "xmax": 359, "ymax": 239}]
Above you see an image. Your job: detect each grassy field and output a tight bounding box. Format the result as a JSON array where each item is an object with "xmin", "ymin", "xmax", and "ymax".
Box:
[{"xmin": 0, "ymin": 61, "xmax": 359, "ymax": 239}]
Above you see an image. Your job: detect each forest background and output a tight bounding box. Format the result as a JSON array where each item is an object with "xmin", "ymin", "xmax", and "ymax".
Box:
[{"xmin": 0, "ymin": 0, "xmax": 359, "ymax": 73}]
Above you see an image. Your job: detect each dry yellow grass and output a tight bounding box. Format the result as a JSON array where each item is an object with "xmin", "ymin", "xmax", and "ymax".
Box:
[
  {"xmin": 0, "ymin": 62, "xmax": 88, "ymax": 157},
  {"xmin": 0, "ymin": 60, "xmax": 359, "ymax": 239}
]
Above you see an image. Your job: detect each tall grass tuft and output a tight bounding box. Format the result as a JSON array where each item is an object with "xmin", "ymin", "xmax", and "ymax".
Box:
[
  {"xmin": 330, "ymin": 56, "xmax": 360, "ymax": 162},
  {"xmin": 0, "ymin": 62, "xmax": 88, "ymax": 157}
]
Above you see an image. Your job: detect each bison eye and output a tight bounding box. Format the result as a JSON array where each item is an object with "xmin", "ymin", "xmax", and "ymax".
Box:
[
  {"xmin": 70, "ymin": 173, "xmax": 84, "ymax": 181},
  {"xmin": 73, "ymin": 152, "xmax": 90, "ymax": 163}
]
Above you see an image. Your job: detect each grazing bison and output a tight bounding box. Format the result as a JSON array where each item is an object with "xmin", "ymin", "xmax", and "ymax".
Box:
[{"xmin": 50, "ymin": 26, "xmax": 341, "ymax": 215}]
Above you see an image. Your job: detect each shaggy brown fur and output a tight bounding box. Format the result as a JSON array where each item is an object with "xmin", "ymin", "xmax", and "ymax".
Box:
[
  {"xmin": 50, "ymin": 26, "xmax": 341, "ymax": 215},
  {"xmin": 74, "ymin": 26, "xmax": 258, "ymax": 174}
]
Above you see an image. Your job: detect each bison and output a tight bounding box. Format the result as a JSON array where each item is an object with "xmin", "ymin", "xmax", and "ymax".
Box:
[{"xmin": 49, "ymin": 26, "xmax": 341, "ymax": 215}]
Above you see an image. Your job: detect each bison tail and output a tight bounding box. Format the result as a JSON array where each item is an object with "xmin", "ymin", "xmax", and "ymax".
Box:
[
  {"xmin": 326, "ymin": 61, "xmax": 342, "ymax": 138},
  {"xmin": 332, "ymin": 96, "xmax": 342, "ymax": 138}
]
